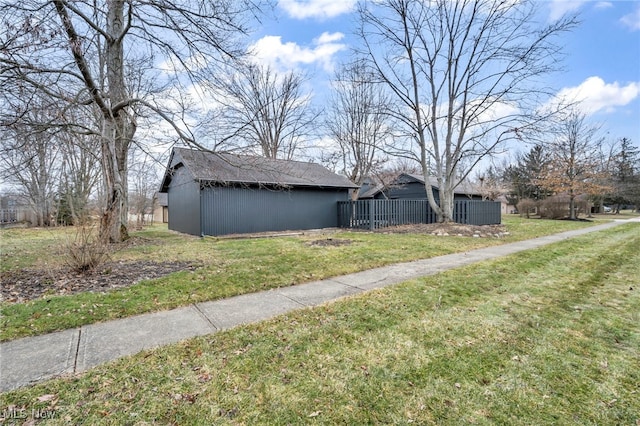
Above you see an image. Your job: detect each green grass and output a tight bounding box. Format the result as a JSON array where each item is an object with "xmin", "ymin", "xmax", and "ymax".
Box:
[
  {"xmin": 0, "ymin": 227, "xmax": 79, "ymax": 272},
  {"xmin": 0, "ymin": 217, "xmax": 610, "ymax": 341},
  {"xmin": 1, "ymin": 223, "xmax": 638, "ymax": 424},
  {"xmin": 597, "ymin": 209, "xmax": 640, "ymax": 219}
]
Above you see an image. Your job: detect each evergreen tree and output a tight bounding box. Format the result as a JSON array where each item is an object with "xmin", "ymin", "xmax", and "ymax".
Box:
[
  {"xmin": 503, "ymin": 145, "xmax": 551, "ymax": 204},
  {"xmin": 607, "ymin": 138, "xmax": 640, "ymax": 212}
]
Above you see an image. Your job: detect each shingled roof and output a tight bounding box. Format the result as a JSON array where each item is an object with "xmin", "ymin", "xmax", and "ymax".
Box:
[
  {"xmin": 160, "ymin": 148, "xmax": 358, "ymax": 191},
  {"xmin": 400, "ymin": 173, "xmax": 482, "ymax": 196}
]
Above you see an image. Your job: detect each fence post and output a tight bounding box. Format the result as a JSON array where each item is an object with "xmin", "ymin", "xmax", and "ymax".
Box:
[{"xmin": 367, "ymin": 199, "xmax": 373, "ymax": 231}]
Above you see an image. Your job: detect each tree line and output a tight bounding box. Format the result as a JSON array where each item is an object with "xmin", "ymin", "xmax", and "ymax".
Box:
[{"xmin": 480, "ymin": 133, "xmax": 639, "ymax": 219}]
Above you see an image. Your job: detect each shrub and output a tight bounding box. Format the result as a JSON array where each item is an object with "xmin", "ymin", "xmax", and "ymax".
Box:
[
  {"xmin": 64, "ymin": 225, "xmax": 111, "ymax": 273},
  {"xmin": 517, "ymin": 198, "xmax": 538, "ymax": 218},
  {"xmin": 539, "ymin": 195, "xmax": 569, "ymax": 219},
  {"xmin": 575, "ymin": 197, "xmax": 591, "ymax": 218}
]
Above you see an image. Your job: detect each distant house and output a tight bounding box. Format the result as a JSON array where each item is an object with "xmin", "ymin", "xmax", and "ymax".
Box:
[
  {"xmin": 153, "ymin": 192, "xmax": 168, "ymax": 223},
  {"xmin": 159, "ymin": 148, "xmax": 358, "ymax": 236},
  {"xmin": 496, "ymin": 195, "xmax": 517, "ymax": 215},
  {"xmin": 0, "ymin": 193, "xmax": 36, "ymax": 224},
  {"xmin": 363, "ymin": 173, "xmax": 483, "ymax": 201}
]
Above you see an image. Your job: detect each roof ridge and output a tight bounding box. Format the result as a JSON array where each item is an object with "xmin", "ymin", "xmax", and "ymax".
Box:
[
  {"xmin": 175, "ymin": 147, "xmax": 319, "ymax": 168},
  {"xmin": 163, "ymin": 147, "xmax": 358, "ymax": 190}
]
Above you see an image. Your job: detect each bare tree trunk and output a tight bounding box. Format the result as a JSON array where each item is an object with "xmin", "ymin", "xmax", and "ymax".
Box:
[
  {"xmin": 569, "ymin": 190, "xmax": 576, "ymax": 220},
  {"xmin": 100, "ymin": 120, "xmax": 131, "ymax": 242},
  {"xmin": 405, "ymin": 10, "xmax": 445, "ymax": 222},
  {"xmin": 440, "ymin": 180, "xmax": 455, "ymax": 223},
  {"xmin": 98, "ymin": 0, "xmax": 135, "ymax": 242},
  {"xmin": 420, "ymin": 155, "xmax": 445, "ymax": 221}
]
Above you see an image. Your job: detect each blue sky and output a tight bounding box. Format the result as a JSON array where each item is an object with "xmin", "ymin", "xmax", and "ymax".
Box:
[{"xmin": 245, "ymin": 0, "xmax": 640, "ymax": 150}]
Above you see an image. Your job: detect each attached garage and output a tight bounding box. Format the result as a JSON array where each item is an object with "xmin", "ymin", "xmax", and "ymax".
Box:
[{"xmin": 159, "ymin": 148, "xmax": 358, "ymax": 236}]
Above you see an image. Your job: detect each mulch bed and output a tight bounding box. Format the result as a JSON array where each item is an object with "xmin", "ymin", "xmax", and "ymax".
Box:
[{"xmin": 1, "ymin": 261, "xmax": 199, "ymax": 304}]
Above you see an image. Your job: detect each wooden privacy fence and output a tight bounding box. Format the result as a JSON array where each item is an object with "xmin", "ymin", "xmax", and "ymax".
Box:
[{"xmin": 337, "ymin": 199, "xmax": 501, "ymax": 230}]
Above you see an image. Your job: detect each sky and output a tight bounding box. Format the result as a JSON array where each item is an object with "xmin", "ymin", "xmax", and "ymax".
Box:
[{"xmin": 242, "ymin": 0, "xmax": 640, "ymax": 155}]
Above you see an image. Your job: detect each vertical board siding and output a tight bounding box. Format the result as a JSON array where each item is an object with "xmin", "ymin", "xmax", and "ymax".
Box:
[
  {"xmin": 338, "ymin": 200, "xmax": 500, "ymax": 229},
  {"xmin": 464, "ymin": 200, "xmax": 502, "ymax": 225},
  {"xmin": 167, "ymin": 168, "xmax": 201, "ymax": 236},
  {"xmin": 201, "ymin": 185, "xmax": 350, "ymax": 236}
]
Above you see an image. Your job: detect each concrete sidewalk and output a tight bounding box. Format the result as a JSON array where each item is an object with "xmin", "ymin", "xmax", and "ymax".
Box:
[{"xmin": 1, "ymin": 219, "xmax": 636, "ymax": 392}]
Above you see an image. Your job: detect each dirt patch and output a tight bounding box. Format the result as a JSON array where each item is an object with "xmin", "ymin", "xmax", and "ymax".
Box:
[
  {"xmin": 307, "ymin": 238, "xmax": 354, "ymax": 247},
  {"xmin": 1, "ymin": 261, "xmax": 199, "ymax": 304},
  {"xmin": 376, "ymin": 223, "xmax": 509, "ymax": 238}
]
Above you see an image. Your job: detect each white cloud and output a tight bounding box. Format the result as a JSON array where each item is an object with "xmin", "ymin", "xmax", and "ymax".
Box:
[
  {"xmin": 474, "ymin": 101, "xmax": 521, "ymax": 124},
  {"xmin": 594, "ymin": 2, "xmax": 613, "ymax": 10},
  {"xmin": 620, "ymin": 4, "xmax": 640, "ymax": 31},
  {"xmin": 547, "ymin": 76, "xmax": 640, "ymax": 115},
  {"xmin": 278, "ymin": 0, "xmax": 356, "ymax": 20},
  {"xmin": 315, "ymin": 32, "xmax": 344, "ymax": 44},
  {"xmin": 249, "ymin": 32, "xmax": 347, "ymax": 73},
  {"xmin": 548, "ymin": 0, "xmax": 588, "ymax": 21},
  {"xmin": 548, "ymin": 0, "xmax": 620, "ymax": 21}
]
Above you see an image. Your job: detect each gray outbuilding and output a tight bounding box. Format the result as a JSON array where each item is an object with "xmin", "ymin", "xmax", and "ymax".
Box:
[{"xmin": 159, "ymin": 148, "xmax": 358, "ymax": 236}]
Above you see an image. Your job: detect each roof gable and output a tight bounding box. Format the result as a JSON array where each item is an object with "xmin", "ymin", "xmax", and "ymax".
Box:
[{"xmin": 160, "ymin": 148, "xmax": 358, "ymax": 192}]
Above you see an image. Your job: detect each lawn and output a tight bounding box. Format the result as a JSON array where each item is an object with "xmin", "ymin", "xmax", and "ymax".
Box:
[
  {"xmin": 1, "ymin": 223, "xmax": 638, "ymax": 424},
  {"xmin": 0, "ymin": 216, "xmax": 615, "ymax": 341}
]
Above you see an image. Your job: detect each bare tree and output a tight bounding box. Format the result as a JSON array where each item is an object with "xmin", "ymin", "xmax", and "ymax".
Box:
[
  {"xmin": 605, "ymin": 137, "xmax": 640, "ymax": 213},
  {"xmin": 0, "ymin": 59, "xmax": 99, "ymax": 226},
  {"xmin": 475, "ymin": 165, "xmax": 504, "ymax": 201},
  {"xmin": 214, "ymin": 63, "xmax": 317, "ymax": 160},
  {"xmin": 1, "ymin": 1, "xmax": 265, "ymax": 242},
  {"xmin": 536, "ymin": 111, "xmax": 609, "ymax": 220},
  {"xmin": 128, "ymin": 145, "xmax": 161, "ymax": 228},
  {"xmin": 356, "ymin": 0, "xmax": 576, "ymax": 222},
  {"xmin": 326, "ymin": 60, "xmax": 391, "ymax": 194},
  {"xmin": 0, "ymin": 98, "xmax": 61, "ymax": 227},
  {"xmin": 56, "ymin": 129, "xmax": 101, "ymax": 225}
]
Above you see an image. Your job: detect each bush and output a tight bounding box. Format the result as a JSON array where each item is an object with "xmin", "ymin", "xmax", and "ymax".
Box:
[
  {"xmin": 64, "ymin": 225, "xmax": 111, "ymax": 273},
  {"xmin": 539, "ymin": 196, "xmax": 569, "ymax": 219},
  {"xmin": 575, "ymin": 197, "xmax": 591, "ymax": 217},
  {"xmin": 517, "ymin": 198, "xmax": 538, "ymax": 218}
]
